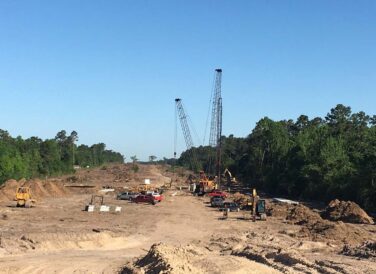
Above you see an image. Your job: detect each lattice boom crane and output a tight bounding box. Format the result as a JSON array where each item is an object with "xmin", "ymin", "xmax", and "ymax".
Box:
[{"xmin": 175, "ymin": 98, "xmax": 199, "ymax": 171}]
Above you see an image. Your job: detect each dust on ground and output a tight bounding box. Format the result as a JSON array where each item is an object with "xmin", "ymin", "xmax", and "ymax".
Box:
[{"xmin": 0, "ymin": 164, "xmax": 375, "ymax": 274}]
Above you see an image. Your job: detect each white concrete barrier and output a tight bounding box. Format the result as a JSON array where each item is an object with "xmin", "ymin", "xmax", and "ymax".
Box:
[
  {"xmin": 99, "ymin": 205, "xmax": 110, "ymax": 212},
  {"xmin": 85, "ymin": 205, "xmax": 95, "ymax": 212},
  {"xmin": 85, "ymin": 205, "xmax": 122, "ymax": 213}
]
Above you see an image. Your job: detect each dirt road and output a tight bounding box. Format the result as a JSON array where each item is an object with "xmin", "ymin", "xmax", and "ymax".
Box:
[{"xmin": 0, "ymin": 164, "xmax": 375, "ymax": 273}]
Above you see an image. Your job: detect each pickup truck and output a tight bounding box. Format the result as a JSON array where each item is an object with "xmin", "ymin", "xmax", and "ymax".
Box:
[
  {"xmin": 143, "ymin": 191, "xmax": 163, "ymax": 202},
  {"xmin": 132, "ymin": 194, "xmax": 163, "ymax": 205},
  {"xmin": 117, "ymin": 192, "xmax": 139, "ymax": 200},
  {"xmin": 208, "ymin": 190, "xmax": 228, "ymax": 199}
]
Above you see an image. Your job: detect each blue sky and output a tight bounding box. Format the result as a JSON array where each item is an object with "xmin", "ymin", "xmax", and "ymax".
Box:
[{"xmin": 0, "ymin": 1, "xmax": 375, "ymax": 161}]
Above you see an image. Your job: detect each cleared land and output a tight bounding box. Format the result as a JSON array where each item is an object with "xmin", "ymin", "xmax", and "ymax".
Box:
[{"xmin": 0, "ymin": 164, "xmax": 375, "ymax": 273}]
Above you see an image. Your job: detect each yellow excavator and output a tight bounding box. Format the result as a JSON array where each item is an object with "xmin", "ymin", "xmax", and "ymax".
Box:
[
  {"xmin": 15, "ymin": 187, "xmax": 36, "ymax": 208},
  {"xmin": 223, "ymin": 169, "xmax": 237, "ymax": 184}
]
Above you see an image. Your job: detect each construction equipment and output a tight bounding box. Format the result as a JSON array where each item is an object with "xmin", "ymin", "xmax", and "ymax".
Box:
[
  {"xmin": 15, "ymin": 187, "xmax": 36, "ymax": 208},
  {"xmin": 223, "ymin": 168, "xmax": 237, "ymax": 184},
  {"xmin": 134, "ymin": 183, "xmax": 153, "ymax": 193},
  {"xmin": 250, "ymin": 189, "xmax": 266, "ymax": 222},
  {"xmin": 174, "ymin": 98, "xmax": 199, "ymax": 172},
  {"xmin": 197, "ymin": 171, "xmax": 216, "ymax": 194},
  {"xmin": 233, "ymin": 189, "xmax": 266, "ymax": 221},
  {"xmin": 175, "ymin": 98, "xmax": 216, "ymax": 194},
  {"xmin": 207, "ymin": 69, "xmax": 223, "ymax": 186},
  {"xmin": 174, "ymin": 69, "xmax": 223, "ymax": 194}
]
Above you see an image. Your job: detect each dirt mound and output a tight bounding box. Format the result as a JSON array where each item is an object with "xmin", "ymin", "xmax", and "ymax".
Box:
[
  {"xmin": 342, "ymin": 241, "xmax": 376, "ymax": 260},
  {"xmin": 285, "ymin": 204, "xmax": 322, "ymax": 225},
  {"xmin": 267, "ymin": 201, "xmax": 371, "ymax": 245},
  {"xmin": 123, "ymin": 241, "xmax": 284, "ymax": 274},
  {"xmin": 123, "ymin": 243, "xmax": 204, "ymax": 274},
  {"xmin": 298, "ymin": 219, "xmax": 371, "ymax": 245},
  {"xmin": 266, "ymin": 201, "xmax": 290, "ymax": 218},
  {"xmin": 0, "ymin": 179, "xmax": 19, "ymax": 200},
  {"xmin": 267, "ymin": 202, "xmax": 321, "ymax": 225},
  {"xmin": 233, "ymin": 192, "xmax": 251, "ymax": 206},
  {"xmin": 322, "ymin": 199, "xmax": 374, "ymax": 224},
  {"xmin": 0, "ymin": 178, "xmax": 73, "ymax": 202}
]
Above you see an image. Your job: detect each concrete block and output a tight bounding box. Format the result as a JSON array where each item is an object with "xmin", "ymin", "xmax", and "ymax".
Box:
[
  {"xmin": 85, "ymin": 205, "xmax": 95, "ymax": 212},
  {"xmin": 99, "ymin": 205, "xmax": 110, "ymax": 212}
]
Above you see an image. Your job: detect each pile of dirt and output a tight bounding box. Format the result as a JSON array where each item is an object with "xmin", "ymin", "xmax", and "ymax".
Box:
[
  {"xmin": 0, "ymin": 179, "xmax": 19, "ymax": 200},
  {"xmin": 267, "ymin": 202, "xmax": 371, "ymax": 244},
  {"xmin": 267, "ymin": 202, "xmax": 321, "ymax": 225},
  {"xmin": 107, "ymin": 165, "xmax": 130, "ymax": 182},
  {"xmin": 322, "ymin": 199, "xmax": 374, "ymax": 224},
  {"xmin": 266, "ymin": 201, "xmax": 290, "ymax": 219},
  {"xmin": 298, "ymin": 219, "xmax": 372, "ymax": 245},
  {"xmin": 0, "ymin": 178, "xmax": 74, "ymax": 202},
  {"xmin": 122, "ymin": 243, "xmax": 204, "ymax": 274},
  {"xmin": 341, "ymin": 241, "xmax": 376, "ymax": 260},
  {"xmin": 285, "ymin": 204, "xmax": 322, "ymax": 225},
  {"xmin": 233, "ymin": 192, "xmax": 251, "ymax": 206}
]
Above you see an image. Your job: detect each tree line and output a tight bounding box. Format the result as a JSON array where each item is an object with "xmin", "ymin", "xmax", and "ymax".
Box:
[
  {"xmin": 178, "ymin": 104, "xmax": 376, "ymax": 211},
  {"xmin": 0, "ymin": 129, "xmax": 124, "ymax": 184}
]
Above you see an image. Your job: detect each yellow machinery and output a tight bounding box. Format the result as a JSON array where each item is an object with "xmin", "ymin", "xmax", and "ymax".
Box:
[
  {"xmin": 198, "ymin": 171, "xmax": 217, "ymax": 193},
  {"xmin": 15, "ymin": 187, "xmax": 36, "ymax": 208},
  {"xmin": 223, "ymin": 169, "xmax": 237, "ymax": 184},
  {"xmin": 234, "ymin": 189, "xmax": 266, "ymax": 221},
  {"xmin": 250, "ymin": 189, "xmax": 266, "ymax": 222},
  {"xmin": 134, "ymin": 183, "xmax": 153, "ymax": 193}
]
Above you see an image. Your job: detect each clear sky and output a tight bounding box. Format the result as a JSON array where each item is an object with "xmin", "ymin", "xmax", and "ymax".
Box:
[{"xmin": 0, "ymin": 1, "xmax": 375, "ymax": 161}]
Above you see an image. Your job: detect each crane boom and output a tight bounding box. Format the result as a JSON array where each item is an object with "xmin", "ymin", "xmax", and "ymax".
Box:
[
  {"xmin": 175, "ymin": 98, "xmax": 199, "ymax": 171},
  {"xmin": 209, "ymin": 69, "xmax": 223, "ymax": 148},
  {"xmin": 207, "ymin": 69, "xmax": 223, "ymax": 186}
]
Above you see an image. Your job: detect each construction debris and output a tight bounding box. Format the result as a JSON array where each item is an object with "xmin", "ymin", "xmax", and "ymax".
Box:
[
  {"xmin": 272, "ymin": 198, "xmax": 299, "ymax": 205},
  {"xmin": 233, "ymin": 192, "xmax": 250, "ymax": 206},
  {"xmin": 322, "ymin": 199, "xmax": 374, "ymax": 224},
  {"xmin": 342, "ymin": 241, "xmax": 376, "ymax": 260},
  {"xmin": 64, "ymin": 184, "xmax": 96, "ymax": 188}
]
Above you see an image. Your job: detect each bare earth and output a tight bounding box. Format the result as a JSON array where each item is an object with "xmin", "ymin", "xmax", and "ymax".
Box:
[{"xmin": 0, "ymin": 164, "xmax": 375, "ymax": 274}]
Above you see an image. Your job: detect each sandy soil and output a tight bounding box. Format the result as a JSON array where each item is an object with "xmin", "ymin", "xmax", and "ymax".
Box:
[{"xmin": 0, "ymin": 164, "xmax": 375, "ymax": 273}]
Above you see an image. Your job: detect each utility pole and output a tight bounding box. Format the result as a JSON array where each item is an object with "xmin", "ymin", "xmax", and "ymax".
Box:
[{"xmin": 72, "ymin": 136, "xmax": 77, "ymax": 168}]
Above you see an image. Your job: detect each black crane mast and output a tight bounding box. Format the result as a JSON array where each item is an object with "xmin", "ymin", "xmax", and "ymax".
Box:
[{"xmin": 208, "ymin": 69, "xmax": 223, "ymax": 186}]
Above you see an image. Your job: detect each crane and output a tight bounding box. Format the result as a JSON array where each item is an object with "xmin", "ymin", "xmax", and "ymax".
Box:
[
  {"xmin": 175, "ymin": 98, "xmax": 216, "ymax": 193},
  {"xmin": 208, "ymin": 69, "xmax": 223, "ymax": 186},
  {"xmin": 174, "ymin": 98, "xmax": 199, "ymax": 172}
]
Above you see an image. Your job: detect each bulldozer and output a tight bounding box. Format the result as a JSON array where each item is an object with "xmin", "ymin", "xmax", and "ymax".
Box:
[{"xmin": 15, "ymin": 187, "xmax": 36, "ymax": 208}]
